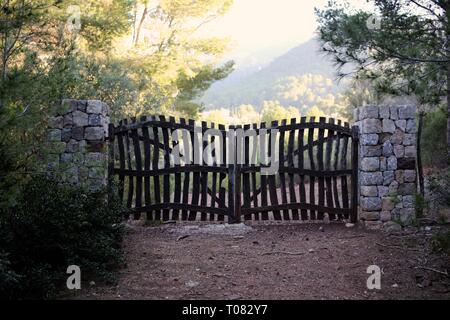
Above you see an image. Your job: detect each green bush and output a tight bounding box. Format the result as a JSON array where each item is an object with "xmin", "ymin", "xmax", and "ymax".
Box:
[
  {"xmin": 0, "ymin": 176, "xmax": 125, "ymax": 299},
  {"xmin": 421, "ymin": 106, "xmax": 447, "ymax": 168}
]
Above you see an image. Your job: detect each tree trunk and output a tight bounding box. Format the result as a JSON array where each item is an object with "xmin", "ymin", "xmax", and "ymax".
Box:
[{"xmin": 134, "ymin": 4, "xmax": 148, "ymax": 46}]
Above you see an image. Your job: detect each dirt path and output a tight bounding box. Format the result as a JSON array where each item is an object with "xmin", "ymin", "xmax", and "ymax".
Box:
[{"xmin": 66, "ymin": 222, "xmax": 450, "ymax": 300}]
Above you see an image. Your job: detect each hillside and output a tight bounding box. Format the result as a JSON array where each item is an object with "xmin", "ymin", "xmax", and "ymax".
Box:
[{"xmin": 200, "ymin": 38, "xmax": 346, "ymax": 110}]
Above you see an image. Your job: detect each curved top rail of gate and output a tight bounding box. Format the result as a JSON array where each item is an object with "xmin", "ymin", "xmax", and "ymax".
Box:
[{"xmin": 109, "ymin": 115, "xmax": 359, "ymax": 223}]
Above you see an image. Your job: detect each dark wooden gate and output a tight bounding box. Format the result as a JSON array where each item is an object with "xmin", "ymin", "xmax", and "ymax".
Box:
[{"xmin": 109, "ymin": 116, "xmax": 359, "ymax": 223}]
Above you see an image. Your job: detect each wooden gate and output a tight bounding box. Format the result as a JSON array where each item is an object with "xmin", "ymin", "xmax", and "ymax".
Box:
[{"xmin": 108, "ymin": 116, "xmax": 359, "ymax": 223}]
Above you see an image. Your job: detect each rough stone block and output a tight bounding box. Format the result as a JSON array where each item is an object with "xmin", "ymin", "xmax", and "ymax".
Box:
[
  {"xmin": 406, "ymin": 120, "xmax": 416, "ymax": 133},
  {"xmin": 361, "ymin": 172, "xmax": 383, "ymax": 186},
  {"xmin": 387, "ymin": 156, "xmax": 397, "ymax": 170},
  {"xmin": 61, "ymin": 128, "xmax": 71, "ymax": 142},
  {"xmin": 404, "ymin": 170, "xmax": 416, "ymax": 183},
  {"xmin": 383, "ymin": 170, "xmax": 395, "ymax": 186},
  {"xmin": 398, "ymin": 105, "xmax": 416, "ymax": 119},
  {"xmin": 380, "ymin": 157, "xmax": 386, "ymax": 171},
  {"xmin": 398, "ymin": 183, "xmax": 416, "ymax": 195},
  {"xmin": 379, "ymin": 106, "xmax": 390, "ymax": 119},
  {"xmin": 361, "ymin": 145, "xmax": 382, "ymax": 157},
  {"xmin": 360, "ymin": 211, "xmax": 381, "ymax": 221},
  {"xmin": 361, "ymin": 197, "xmax": 382, "ymax": 211},
  {"xmin": 382, "ymin": 197, "xmax": 396, "ymax": 211},
  {"xmin": 380, "ymin": 211, "xmax": 392, "ymax": 222},
  {"xmin": 361, "ymin": 186, "xmax": 378, "ymax": 197},
  {"xmin": 403, "ymin": 134, "xmax": 416, "ymax": 146},
  {"xmin": 399, "ymin": 208, "xmax": 415, "ymax": 224},
  {"xmin": 378, "ymin": 186, "xmax": 389, "ymax": 197},
  {"xmin": 72, "ymin": 110, "xmax": 88, "ymax": 127},
  {"xmin": 361, "ymin": 134, "xmax": 379, "ymax": 146},
  {"xmin": 88, "ymin": 114, "xmax": 102, "ymax": 126},
  {"xmin": 390, "ymin": 106, "xmax": 399, "ymax": 120},
  {"xmin": 66, "ymin": 139, "xmax": 79, "ymax": 153},
  {"xmin": 365, "ymin": 221, "xmax": 383, "ymax": 230},
  {"xmin": 395, "ymin": 120, "xmax": 406, "ymax": 132},
  {"xmin": 388, "ymin": 180, "xmax": 399, "ymax": 194},
  {"xmin": 403, "ymin": 195, "xmax": 414, "ymax": 208},
  {"xmin": 397, "ymin": 157, "xmax": 416, "ymax": 170},
  {"xmin": 85, "ymin": 127, "xmax": 104, "ymax": 140},
  {"xmin": 48, "ymin": 129, "xmax": 61, "ymax": 142},
  {"xmin": 361, "ymin": 119, "xmax": 382, "ymax": 134},
  {"xmin": 49, "ymin": 116, "xmax": 63, "ymax": 129},
  {"xmin": 382, "ymin": 119, "xmax": 396, "ymax": 133},
  {"xmin": 63, "ymin": 114, "xmax": 73, "ymax": 128},
  {"xmin": 404, "ymin": 146, "xmax": 416, "ymax": 158},
  {"xmin": 382, "ymin": 141, "xmax": 393, "ymax": 156},
  {"xmin": 360, "ymin": 105, "xmax": 379, "ymax": 119},
  {"xmin": 71, "ymin": 127, "xmax": 84, "ymax": 141},
  {"xmin": 393, "ymin": 145, "xmax": 404, "ymax": 158},
  {"xmin": 361, "ymin": 157, "xmax": 379, "ymax": 172},
  {"xmin": 395, "ymin": 170, "xmax": 404, "ymax": 183},
  {"xmin": 87, "ymin": 100, "xmax": 104, "ymax": 114},
  {"xmin": 390, "ymin": 129, "xmax": 404, "ymax": 145}
]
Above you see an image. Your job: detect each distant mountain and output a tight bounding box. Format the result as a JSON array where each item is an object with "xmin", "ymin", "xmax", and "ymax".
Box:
[{"xmin": 200, "ymin": 38, "xmax": 345, "ymax": 110}]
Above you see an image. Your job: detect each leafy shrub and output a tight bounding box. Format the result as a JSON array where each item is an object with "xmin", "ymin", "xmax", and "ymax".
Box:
[
  {"xmin": 0, "ymin": 176, "xmax": 125, "ymax": 299},
  {"xmin": 421, "ymin": 106, "xmax": 447, "ymax": 168},
  {"xmin": 431, "ymin": 231, "xmax": 450, "ymax": 255},
  {"xmin": 428, "ymin": 168, "xmax": 450, "ymax": 207},
  {"xmin": 413, "ymin": 193, "xmax": 427, "ymax": 220}
]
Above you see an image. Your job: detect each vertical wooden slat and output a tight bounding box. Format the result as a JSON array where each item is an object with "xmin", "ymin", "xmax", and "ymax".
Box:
[
  {"xmin": 228, "ymin": 125, "xmax": 236, "ymax": 223},
  {"xmin": 141, "ymin": 116, "xmax": 152, "ymax": 220},
  {"xmin": 279, "ymin": 119, "xmax": 289, "ymax": 220},
  {"xmin": 268, "ymin": 120, "xmax": 281, "ymax": 220},
  {"xmin": 243, "ymin": 124, "xmax": 251, "ymax": 220},
  {"xmin": 171, "ymin": 116, "xmax": 181, "ymax": 220},
  {"xmin": 123, "ymin": 119, "xmax": 134, "ymax": 210},
  {"xmin": 180, "ymin": 118, "xmax": 190, "ymax": 220},
  {"xmin": 325, "ymin": 118, "xmax": 335, "ymax": 221},
  {"xmin": 159, "ymin": 115, "xmax": 171, "ymax": 221},
  {"xmin": 151, "ymin": 116, "xmax": 161, "ymax": 221},
  {"xmin": 117, "ymin": 120, "xmax": 126, "ymax": 207},
  {"xmin": 234, "ymin": 125, "xmax": 242, "ymax": 223},
  {"xmin": 287, "ymin": 118, "xmax": 299, "ymax": 220},
  {"xmin": 260, "ymin": 122, "xmax": 268, "ymax": 220},
  {"xmin": 341, "ymin": 122, "xmax": 350, "ymax": 216},
  {"xmin": 251, "ymin": 123, "xmax": 259, "ymax": 221},
  {"xmin": 131, "ymin": 117, "xmax": 142, "ymax": 220},
  {"xmin": 200, "ymin": 121, "xmax": 208, "ymax": 221},
  {"xmin": 317, "ymin": 117, "xmax": 325, "ymax": 220},
  {"xmin": 298, "ymin": 117, "xmax": 307, "ymax": 220},
  {"xmin": 333, "ymin": 119, "xmax": 342, "ymax": 219},
  {"xmin": 218, "ymin": 124, "xmax": 226, "ymax": 221},
  {"xmin": 307, "ymin": 117, "xmax": 316, "ymax": 220},
  {"xmin": 351, "ymin": 125, "xmax": 359, "ymax": 223},
  {"xmin": 210, "ymin": 122, "xmax": 217, "ymax": 221},
  {"xmin": 190, "ymin": 119, "xmax": 200, "ymax": 220}
]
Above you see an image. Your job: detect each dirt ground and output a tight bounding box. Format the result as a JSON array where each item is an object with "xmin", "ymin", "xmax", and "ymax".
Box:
[{"xmin": 65, "ymin": 222, "xmax": 450, "ymax": 300}]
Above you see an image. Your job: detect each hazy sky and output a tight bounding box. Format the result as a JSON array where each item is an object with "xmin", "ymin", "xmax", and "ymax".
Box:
[{"xmin": 197, "ymin": 0, "xmax": 372, "ymax": 61}]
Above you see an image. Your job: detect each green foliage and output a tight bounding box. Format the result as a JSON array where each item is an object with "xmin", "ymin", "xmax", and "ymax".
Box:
[
  {"xmin": 431, "ymin": 231, "xmax": 450, "ymax": 255},
  {"xmin": 0, "ymin": 176, "xmax": 125, "ymax": 299},
  {"xmin": 428, "ymin": 167, "xmax": 450, "ymax": 207},
  {"xmin": 316, "ymin": 0, "xmax": 450, "ymax": 162},
  {"xmin": 421, "ymin": 106, "xmax": 448, "ymax": 168},
  {"xmin": 413, "ymin": 193, "xmax": 427, "ymax": 220}
]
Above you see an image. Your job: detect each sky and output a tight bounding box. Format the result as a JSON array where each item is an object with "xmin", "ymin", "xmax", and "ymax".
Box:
[{"xmin": 197, "ymin": 0, "xmax": 373, "ymax": 62}]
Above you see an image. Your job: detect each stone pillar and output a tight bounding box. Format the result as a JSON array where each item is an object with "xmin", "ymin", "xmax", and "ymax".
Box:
[
  {"xmin": 46, "ymin": 99, "xmax": 110, "ymax": 190},
  {"xmin": 354, "ymin": 105, "xmax": 417, "ymax": 229}
]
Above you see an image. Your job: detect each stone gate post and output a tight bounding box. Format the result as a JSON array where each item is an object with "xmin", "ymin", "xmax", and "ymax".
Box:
[
  {"xmin": 354, "ymin": 105, "xmax": 417, "ymax": 229},
  {"xmin": 46, "ymin": 99, "xmax": 110, "ymax": 190}
]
